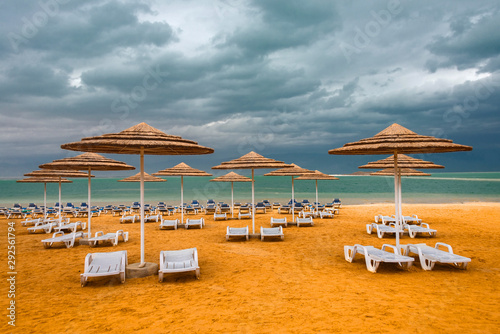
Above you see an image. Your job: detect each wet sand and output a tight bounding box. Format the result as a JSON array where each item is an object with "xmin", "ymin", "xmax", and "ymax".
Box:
[{"xmin": 1, "ymin": 202, "xmax": 500, "ymax": 333}]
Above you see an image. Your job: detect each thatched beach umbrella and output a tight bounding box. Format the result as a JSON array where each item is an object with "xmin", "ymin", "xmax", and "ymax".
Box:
[
  {"xmin": 295, "ymin": 170, "xmax": 339, "ymax": 214},
  {"xmin": 264, "ymin": 164, "xmax": 315, "ymax": 221},
  {"xmin": 16, "ymin": 177, "xmax": 72, "ymax": 217},
  {"xmin": 358, "ymin": 154, "xmax": 445, "ymax": 169},
  {"xmin": 154, "ymin": 162, "xmax": 212, "ymax": 224},
  {"xmin": 61, "ymin": 122, "xmax": 213, "ymax": 267},
  {"xmin": 212, "ymin": 151, "xmax": 290, "ymax": 234},
  {"xmin": 210, "ymin": 171, "xmax": 251, "ymax": 218},
  {"xmin": 24, "ymin": 169, "xmax": 92, "ymax": 222},
  {"xmin": 329, "ymin": 123, "xmax": 472, "ymax": 248},
  {"xmin": 39, "ymin": 152, "xmax": 134, "ymax": 237},
  {"xmin": 119, "ymin": 172, "xmax": 167, "ymax": 183},
  {"xmin": 370, "ymin": 168, "xmax": 431, "ymax": 176}
]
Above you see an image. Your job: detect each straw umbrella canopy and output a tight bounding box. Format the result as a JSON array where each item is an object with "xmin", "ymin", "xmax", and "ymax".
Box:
[
  {"xmin": 370, "ymin": 168, "xmax": 431, "ymax": 176},
  {"xmin": 24, "ymin": 169, "xmax": 93, "ymax": 222},
  {"xmin": 119, "ymin": 172, "xmax": 166, "ymax": 183},
  {"xmin": 39, "ymin": 152, "xmax": 135, "ymax": 237},
  {"xmin": 16, "ymin": 177, "xmax": 72, "ymax": 217},
  {"xmin": 264, "ymin": 164, "xmax": 315, "ymax": 221},
  {"xmin": 154, "ymin": 162, "xmax": 212, "ymax": 224},
  {"xmin": 329, "ymin": 123, "xmax": 472, "ymax": 248},
  {"xmin": 358, "ymin": 154, "xmax": 445, "ymax": 169},
  {"xmin": 212, "ymin": 151, "xmax": 290, "ymax": 234},
  {"xmin": 295, "ymin": 170, "xmax": 339, "ymax": 214},
  {"xmin": 60, "ymin": 122, "xmax": 214, "ymax": 267},
  {"xmin": 210, "ymin": 171, "xmax": 251, "ymax": 218}
]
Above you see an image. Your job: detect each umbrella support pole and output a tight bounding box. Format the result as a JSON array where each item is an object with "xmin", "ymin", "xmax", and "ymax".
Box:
[
  {"xmin": 315, "ymin": 180, "xmax": 319, "ymax": 215},
  {"xmin": 394, "ymin": 152, "xmax": 401, "ymax": 250},
  {"xmin": 58, "ymin": 177, "xmax": 62, "ymax": 224},
  {"xmin": 251, "ymin": 169, "xmax": 255, "ymax": 234},
  {"xmin": 291, "ymin": 176, "xmax": 295, "ymax": 223},
  {"xmin": 140, "ymin": 148, "xmax": 145, "ymax": 267},
  {"xmin": 87, "ymin": 168, "xmax": 92, "ymax": 237},
  {"xmin": 44, "ymin": 183, "xmax": 47, "ymax": 218},
  {"xmin": 181, "ymin": 176, "xmax": 184, "ymax": 225},
  {"xmin": 231, "ymin": 181, "xmax": 234, "ymax": 218}
]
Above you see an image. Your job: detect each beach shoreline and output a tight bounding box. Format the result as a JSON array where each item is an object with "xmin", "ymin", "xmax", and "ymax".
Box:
[{"xmin": 1, "ymin": 202, "xmax": 500, "ymax": 333}]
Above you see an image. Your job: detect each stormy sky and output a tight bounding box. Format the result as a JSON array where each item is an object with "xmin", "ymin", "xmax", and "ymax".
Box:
[{"xmin": 1, "ymin": 0, "xmax": 499, "ymax": 178}]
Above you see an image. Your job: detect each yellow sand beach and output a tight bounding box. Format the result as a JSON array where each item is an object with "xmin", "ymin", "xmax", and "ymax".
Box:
[{"xmin": 2, "ymin": 202, "xmax": 500, "ymax": 333}]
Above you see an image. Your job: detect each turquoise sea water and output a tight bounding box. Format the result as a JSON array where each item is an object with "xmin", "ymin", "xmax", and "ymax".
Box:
[{"xmin": 1, "ymin": 172, "xmax": 499, "ymax": 207}]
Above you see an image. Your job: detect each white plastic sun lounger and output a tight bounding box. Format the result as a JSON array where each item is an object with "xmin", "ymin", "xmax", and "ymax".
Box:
[
  {"xmin": 27, "ymin": 222, "xmax": 57, "ymax": 234},
  {"xmin": 401, "ymin": 243, "xmax": 471, "ymax": 270},
  {"xmin": 298, "ymin": 211, "xmax": 314, "ymax": 219},
  {"xmin": 54, "ymin": 221, "xmax": 86, "ymax": 233},
  {"xmin": 42, "ymin": 231, "xmax": 87, "ymax": 248},
  {"xmin": 318, "ymin": 210, "xmax": 334, "ymax": 219},
  {"xmin": 214, "ymin": 213, "xmax": 227, "ymax": 221},
  {"xmin": 185, "ymin": 218, "xmax": 204, "ymax": 229},
  {"xmin": 158, "ymin": 248, "xmax": 200, "ymax": 282},
  {"xmin": 260, "ymin": 226, "xmax": 284, "ymax": 241},
  {"xmin": 81, "ymin": 250, "xmax": 127, "ymax": 287},
  {"xmin": 88, "ymin": 230, "xmax": 129, "ymax": 247},
  {"xmin": 238, "ymin": 212, "xmax": 251, "ymax": 220},
  {"xmin": 120, "ymin": 214, "xmax": 139, "ymax": 224},
  {"xmin": 402, "ymin": 215, "xmax": 423, "ymax": 225},
  {"xmin": 44, "ymin": 217, "xmax": 70, "ymax": 225},
  {"xmin": 374, "ymin": 215, "xmax": 397, "ymax": 225},
  {"xmin": 296, "ymin": 217, "xmax": 314, "ymax": 227},
  {"xmin": 403, "ymin": 223, "xmax": 437, "ymax": 238},
  {"xmin": 344, "ymin": 244, "xmax": 414, "ymax": 273},
  {"xmin": 226, "ymin": 226, "xmax": 249, "ymax": 241},
  {"xmin": 145, "ymin": 214, "xmax": 161, "ymax": 223},
  {"xmin": 270, "ymin": 217, "xmax": 287, "ymax": 228},
  {"xmin": 159, "ymin": 219, "xmax": 179, "ymax": 230},
  {"xmin": 366, "ymin": 223, "xmax": 403, "ymax": 239},
  {"xmin": 20, "ymin": 217, "xmax": 43, "ymax": 227}
]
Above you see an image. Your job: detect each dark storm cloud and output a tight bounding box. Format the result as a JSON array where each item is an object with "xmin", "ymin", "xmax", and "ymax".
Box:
[
  {"xmin": 426, "ymin": 8, "xmax": 500, "ymax": 72},
  {"xmin": 0, "ymin": 0, "xmax": 499, "ymax": 177}
]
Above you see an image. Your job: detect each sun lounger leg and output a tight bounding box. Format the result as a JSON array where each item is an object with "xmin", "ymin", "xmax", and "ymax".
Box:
[
  {"xmin": 366, "ymin": 224, "xmax": 373, "ymax": 234},
  {"xmin": 80, "ymin": 275, "xmax": 87, "ymax": 287},
  {"xmin": 420, "ymin": 257, "xmax": 436, "ymax": 271},
  {"xmin": 377, "ymin": 229, "xmax": 384, "ymax": 238},
  {"xmin": 452, "ymin": 262, "xmax": 468, "ymax": 270},
  {"xmin": 344, "ymin": 246, "xmax": 356, "ymax": 262},
  {"xmin": 195, "ymin": 268, "xmax": 200, "ymax": 279},
  {"xmin": 365, "ymin": 257, "xmax": 380, "ymax": 273}
]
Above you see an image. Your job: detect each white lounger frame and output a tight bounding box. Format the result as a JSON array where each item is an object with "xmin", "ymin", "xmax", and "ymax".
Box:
[
  {"xmin": 158, "ymin": 248, "xmax": 200, "ymax": 281},
  {"xmin": 344, "ymin": 244, "xmax": 413, "ymax": 273},
  {"xmin": 42, "ymin": 231, "xmax": 87, "ymax": 248},
  {"xmin": 270, "ymin": 217, "xmax": 287, "ymax": 228},
  {"xmin": 260, "ymin": 226, "xmax": 284, "ymax": 241},
  {"xmin": 159, "ymin": 219, "xmax": 179, "ymax": 230},
  {"xmin": 81, "ymin": 250, "xmax": 127, "ymax": 287},
  {"xmin": 88, "ymin": 230, "xmax": 129, "ymax": 247},
  {"xmin": 226, "ymin": 226, "xmax": 249, "ymax": 241},
  {"xmin": 400, "ymin": 242, "xmax": 471, "ymax": 270},
  {"xmin": 185, "ymin": 218, "xmax": 205, "ymax": 229}
]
